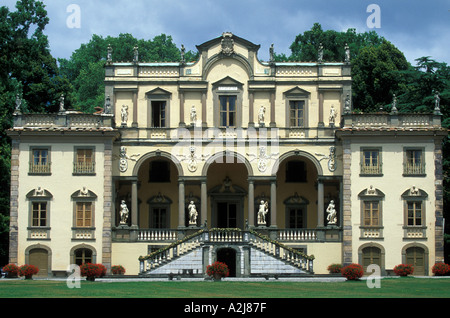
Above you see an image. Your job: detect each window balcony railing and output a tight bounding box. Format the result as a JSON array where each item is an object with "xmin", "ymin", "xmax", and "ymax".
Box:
[
  {"xmin": 73, "ymin": 162, "xmax": 96, "ymax": 174},
  {"xmin": 403, "ymin": 163, "xmax": 425, "ymax": 175},
  {"xmin": 360, "ymin": 163, "xmax": 382, "ymax": 175},
  {"xmin": 29, "ymin": 162, "xmax": 51, "ymax": 174}
]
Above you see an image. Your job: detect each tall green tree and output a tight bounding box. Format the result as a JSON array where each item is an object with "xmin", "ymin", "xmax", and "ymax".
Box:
[
  {"xmin": 0, "ymin": 0, "xmax": 72, "ymax": 265},
  {"xmin": 58, "ymin": 33, "xmax": 197, "ymax": 114}
]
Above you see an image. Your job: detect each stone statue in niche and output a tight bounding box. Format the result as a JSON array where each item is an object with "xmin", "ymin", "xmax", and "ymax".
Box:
[
  {"xmin": 257, "ymin": 200, "xmax": 269, "ymax": 225},
  {"xmin": 104, "ymin": 95, "xmax": 112, "ymax": 114},
  {"xmin": 190, "ymin": 105, "xmax": 197, "ymax": 123},
  {"xmin": 188, "ymin": 201, "xmax": 198, "ymax": 225},
  {"xmin": 119, "ymin": 200, "xmax": 129, "ymax": 225},
  {"xmin": 329, "ymin": 105, "xmax": 336, "ymax": 127},
  {"xmin": 326, "ymin": 200, "xmax": 337, "ymax": 225},
  {"xmin": 258, "ymin": 106, "xmax": 265, "ymax": 127},
  {"xmin": 121, "ymin": 105, "xmax": 128, "ymax": 126}
]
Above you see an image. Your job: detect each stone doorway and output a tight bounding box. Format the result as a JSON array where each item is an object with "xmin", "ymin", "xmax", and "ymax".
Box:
[{"xmin": 217, "ymin": 247, "xmax": 237, "ymax": 277}]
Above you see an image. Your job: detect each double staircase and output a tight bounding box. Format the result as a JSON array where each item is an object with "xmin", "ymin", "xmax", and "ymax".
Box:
[{"xmin": 138, "ymin": 228, "xmax": 314, "ymax": 277}]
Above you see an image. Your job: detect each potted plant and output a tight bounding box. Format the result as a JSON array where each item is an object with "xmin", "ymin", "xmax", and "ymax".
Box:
[
  {"xmin": 432, "ymin": 262, "xmax": 450, "ymax": 276},
  {"xmin": 2, "ymin": 263, "xmax": 19, "ymax": 278},
  {"xmin": 206, "ymin": 261, "xmax": 229, "ymax": 281},
  {"xmin": 80, "ymin": 263, "xmax": 106, "ymax": 281},
  {"xmin": 393, "ymin": 264, "xmax": 414, "ymax": 277},
  {"xmin": 111, "ymin": 265, "xmax": 126, "ymax": 275},
  {"xmin": 327, "ymin": 263, "xmax": 343, "ymax": 275},
  {"xmin": 19, "ymin": 264, "xmax": 39, "ymax": 279},
  {"xmin": 341, "ymin": 263, "xmax": 364, "ymax": 281}
]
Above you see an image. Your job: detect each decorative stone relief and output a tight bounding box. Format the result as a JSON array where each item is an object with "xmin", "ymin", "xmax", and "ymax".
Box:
[
  {"xmin": 316, "ymin": 146, "xmax": 337, "ymax": 172},
  {"xmin": 121, "ymin": 105, "xmax": 128, "ymax": 126},
  {"xmin": 221, "ymin": 32, "xmax": 234, "ymax": 56},
  {"xmin": 247, "ymin": 146, "xmax": 279, "ymax": 173},
  {"xmin": 177, "ymin": 146, "xmax": 209, "ymax": 172},
  {"xmin": 116, "ymin": 146, "xmax": 140, "ymax": 173}
]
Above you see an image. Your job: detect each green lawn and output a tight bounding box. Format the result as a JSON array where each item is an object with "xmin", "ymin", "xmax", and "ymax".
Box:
[{"xmin": 0, "ymin": 277, "xmax": 449, "ymax": 298}]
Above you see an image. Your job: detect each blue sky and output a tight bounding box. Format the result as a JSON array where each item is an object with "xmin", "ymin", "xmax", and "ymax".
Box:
[{"xmin": 3, "ymin": 0, "xmax": 450, "ymax": 64}]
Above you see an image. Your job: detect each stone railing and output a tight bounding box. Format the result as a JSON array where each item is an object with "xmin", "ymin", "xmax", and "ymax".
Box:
[
  {"xmin": 342, "ymin": 112, "xmax": 441, "ymax": 129},
  {"xmin": 13, "ymin": 113, "xmax": 114, "ymax": 130},
  {"xmin": 138, "ymin": 229, "xmax": 178, "ymax": 241},
  {"xmin": 138, "ymin": 228, "xmax": 315, "ymax": 275}
]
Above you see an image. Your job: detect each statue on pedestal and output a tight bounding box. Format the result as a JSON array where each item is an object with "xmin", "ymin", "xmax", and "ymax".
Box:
[
  {"xmin": 257, "ymin": 200, "xmax": 269, "ymax": 225},
  {"xmin": 326, "ymin": 200, "xmax": 337, "ymax": 225},
  {"xmin": 188, "ymin": 201, "xmax": 198, "ymax": 226},
  {"xmin": 120, "ymin": 200, "xmax": 129, "ymax": 225}
]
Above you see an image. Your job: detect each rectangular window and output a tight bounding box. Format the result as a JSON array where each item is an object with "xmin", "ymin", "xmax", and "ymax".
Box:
[
  {"xmin": 151, "ymin": 101, "xmax": 166, "ymax": 127},
  {"xmin": 363, "ymin": 201, "xmax": 379, "ymax": 226},
  {"xmin": 219, "ymin": 95, "xmax": 236, "ymax": 127},
  {"xmin": 32, "ymin": 202, "xmax": 47, "ymax": 227},
  {"xmin": 404, "ymin": 149, "xmax": 425, "ymax": 175},
  {"xmin": 76, "ymin": 202, "xmax": 92, "ymax": 227},
  {"xmin": 361, "ymin": 149, "xmax": 382, "ymax": 175},
  {"xmin": 30, "ymin": 148, "xmax": 51, "ymax": 174},
  {"xmin": 151, "ymin": 207, "xmax": 167, "ymax": 228},
  {"xmin": 288, "ymin": 208, "xmax": 304, "ymax": 228},
  {"xmin": 407, "ymin": 201, "xmax": 422, "ymax": 226},
  {"xmin": 74, "ymin": 148, "xmax": 95, "ymax": 174},
  {"xmin": 289, "ymin": 101, "xmax": 304, "ymax": 127}
]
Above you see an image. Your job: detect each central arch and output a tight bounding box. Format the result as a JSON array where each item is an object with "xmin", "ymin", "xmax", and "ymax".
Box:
[{"xmin": 203, "ymin": 152, "xmax": 252, "ymax": 230}]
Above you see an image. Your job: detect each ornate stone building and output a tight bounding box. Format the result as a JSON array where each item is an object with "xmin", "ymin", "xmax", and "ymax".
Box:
[{"xmin": 7, "ymin": 33, "xmax": 446, "ymax": 277}]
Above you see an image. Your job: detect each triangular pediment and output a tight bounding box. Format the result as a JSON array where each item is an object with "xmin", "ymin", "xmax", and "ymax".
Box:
[
  {"xmin": 212, "ymin": 76, "xmax": 243, "ymax": 87},
  {"xmin": 283, "ymin": 86, "xmax": 311, "ymax": 97},
  {"xmin": 146, "ymin": 87, "xmax": 172, "ymax": 96}
]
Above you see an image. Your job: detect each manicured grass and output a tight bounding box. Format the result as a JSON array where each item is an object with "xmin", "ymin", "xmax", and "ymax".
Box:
[{"xmin": 0, "ymin": 277, "xmax": 449, "ymax": 298}]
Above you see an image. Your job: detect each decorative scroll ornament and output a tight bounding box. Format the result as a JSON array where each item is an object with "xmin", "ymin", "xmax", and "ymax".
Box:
[
  {"xmin": 115, "ymin": 146, "xmax": 140, "ymax": 173},
  {"xmin": 316, "ymin": 146, "xmax": 338, "ymax": 172},
  {"xmin": 247, "ymin": 146, "xmax": 279, "ymax": 173},
  {"xmin": 221, "ymin": 32, "xmax": 234, "ymax": 56},
  {"xmin": 177, "ymin": 146, "xmax": 209, "ymax": 172}
]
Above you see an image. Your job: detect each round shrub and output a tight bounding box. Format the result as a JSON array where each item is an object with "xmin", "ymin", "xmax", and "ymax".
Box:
[
  {"xmin": 80, "ymin": 263, "xmax": 106, "ymax": 279},
  {"xmin": 327, "ymin": 263, "xmax": 343, "ymax": 274},
  {"xmin": 111, "ymin": 265, "xmax": 126, "ymax": 275},
  {"xmin": 393, "ymin": 264, "xmax": 414, "ymax": 277},
  {"xmin": 19, "ymin": 264, "xmax": 39, "ymax": 278},
  {"xmin": 2, "ymin": 263, "xmax": 19, "ymax": 278},
  {"xmin": 432, "ymin": 262, "xmax": 450, "ymax": 276},
  {"xmin": 341, "ymin": 263, "xmax": 364, "ymax": 280}
]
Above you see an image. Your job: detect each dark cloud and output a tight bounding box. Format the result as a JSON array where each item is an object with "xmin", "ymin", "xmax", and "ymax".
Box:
[{"xmin": 2, "ymin": 0, "xmax": 448, "ymax": 63}]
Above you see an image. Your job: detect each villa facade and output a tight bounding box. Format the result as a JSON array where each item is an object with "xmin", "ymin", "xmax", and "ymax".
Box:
[{"xmin": 7, "ymin": 33, "xmax": 446, "ymax": 277}]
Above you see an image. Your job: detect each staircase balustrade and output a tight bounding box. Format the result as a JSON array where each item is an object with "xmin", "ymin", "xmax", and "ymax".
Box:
[{"xmin": 138, "ymin": 228, "xmax": 314, "ymax": 275}]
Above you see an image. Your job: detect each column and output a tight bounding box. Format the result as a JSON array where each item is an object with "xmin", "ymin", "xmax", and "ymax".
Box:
[
  {"xmin": 201, "ymin": 180, "xmax": 207, "ymax": 227},
  {"xmin": 317, "ymin": 178, "xmax": 324, "ymax": 227},
  {"xmin": 269, "ymin": 91, "xmax": 276, "ymax": 127},
  {"xmin": 201, "ymin": 92, "xmax": 207, "ymax": 128},
  {"xmin": 248, "ymin": 180, "xmax": 255, "ymax": 227},
  {"xmin": 248, "ymin": 92, "xmax": 254, "ymax": 127},
  {"xmin": 270, "ymin": 179, "xmax": 277, "ymax": 227},
  {"xmin": 179, "ymin": 91, "xmax": 185, "ymax": 127},
  {"xmin": 318, "ymin": 91, "xmax": 324, "ymax": 127},
  {"xmin": 131, "ymin": 179, "xmax": 138, "ymax": 228},
  {"xmin": 178, "ymin": 180, "xmax": 185, "ymax": 228},
  {"xmin": 132, "ymin": 90, "xmax": 138, "ymax": 127}
]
